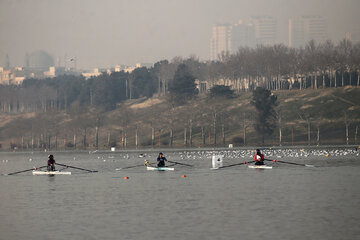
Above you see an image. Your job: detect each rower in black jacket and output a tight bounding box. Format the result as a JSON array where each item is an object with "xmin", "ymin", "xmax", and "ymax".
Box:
[
  {"xmin": 157, "ymin": 152, "xmax": 167, "ymax": 167},
  {"xmin": 47, "ymin": 154, "xmax": 56, "ymax": 171}
]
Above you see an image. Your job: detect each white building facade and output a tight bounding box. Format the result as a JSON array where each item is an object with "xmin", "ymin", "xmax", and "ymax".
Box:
[{"xmin": 289, "ymin": 16, "xmax": 327, "ymax": 48}]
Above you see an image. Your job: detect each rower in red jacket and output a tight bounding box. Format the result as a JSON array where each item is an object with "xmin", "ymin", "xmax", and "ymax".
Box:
[{"xmin": 254, "ymin": 149, "xmax": 265, "ymax": 165}]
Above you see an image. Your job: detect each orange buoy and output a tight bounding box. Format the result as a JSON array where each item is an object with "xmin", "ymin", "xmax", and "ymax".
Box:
[
  {"xmin": 124, "ymin": 176, "xmax": 129, "ymax": 180},
  {"xmin": 181, "ymin": 174, "xmax": 186, "ymax": 178}
]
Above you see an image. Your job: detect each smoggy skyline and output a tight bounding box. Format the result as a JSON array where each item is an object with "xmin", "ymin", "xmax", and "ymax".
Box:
[{"xmin": 1, "ymin": 0, "xmax": 360, "ymax": 69}]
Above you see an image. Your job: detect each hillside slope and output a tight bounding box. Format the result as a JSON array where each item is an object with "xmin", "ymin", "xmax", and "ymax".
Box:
[{"xmin": 0, "ymin": 87, "xmax": 359, "ymax": 150}]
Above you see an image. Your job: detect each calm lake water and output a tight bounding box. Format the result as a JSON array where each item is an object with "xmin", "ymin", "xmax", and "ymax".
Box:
[{"xmin": 0, "ymin": 148, "xmax": 359, "ymax": 240}]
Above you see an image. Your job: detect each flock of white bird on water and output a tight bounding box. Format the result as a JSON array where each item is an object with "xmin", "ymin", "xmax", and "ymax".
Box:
[
  {"xmin": 0, "ymin": 148, "xmax": 359, "ymax": 164},
  {"xmin": 88, "ymin": 148, "xmax": 358, "ymax": 163}
]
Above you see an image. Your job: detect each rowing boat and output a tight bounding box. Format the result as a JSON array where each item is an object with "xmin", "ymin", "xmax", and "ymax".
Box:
[
  {"xmin": 146, "ymin": 166, "xmax": 174, "ymax": 171},
  {"xmin": 32, "ymin": 171, "xmax": 71, "ymax": 175},
  {"xmin": 248, "ymin": 165, "xmax": 273, "ymax": 169}
]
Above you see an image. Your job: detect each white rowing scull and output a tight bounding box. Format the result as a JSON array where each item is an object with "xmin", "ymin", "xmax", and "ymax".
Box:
[
  {"xmin": 248, "ymin": 165, "xmax": 273, "ymax": 169},
  {"xmin": 146, "ymin": 166, "xmax": 174, "ymax": 171},
  {"xmin": 32, "ymin": 171, "xmax": 71, "ymax": 175}
]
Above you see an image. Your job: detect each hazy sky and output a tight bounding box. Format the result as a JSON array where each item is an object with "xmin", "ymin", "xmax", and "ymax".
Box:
[{"xmin": 1, "ymin": 0, "xmax": 359, "ymax": 69}]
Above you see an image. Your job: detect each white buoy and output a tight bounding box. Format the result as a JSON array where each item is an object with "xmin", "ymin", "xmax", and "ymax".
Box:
[
  {"xmin": 111, "ymin": 147, "xmax": 115, "ymax": 152},
  {"xmin": 211, "ymin": 155, "xmax": 223, "ymax": 169}
]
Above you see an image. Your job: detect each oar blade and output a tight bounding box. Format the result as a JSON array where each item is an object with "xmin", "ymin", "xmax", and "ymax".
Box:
[
  {"xmin": 218, "ymin": 161, "xmax": 255, "ymax": 169},
  {"xmin": 168, "ymin": 160, "xmax": 193, "ymax": 167},
  {"xmin": 57, "ymin": 163, "xmax": 97, "ymax": 173},
  {"xmin": 6, "ymin": 165, "xmax": 48, "ymax": 175},
  {"xmin": 265, "ymin": 159, "xmax": 315, "ymax": 167},
  {"xmin": 120, "ymin": 163, "xmax": 147, "ymax": 170}
]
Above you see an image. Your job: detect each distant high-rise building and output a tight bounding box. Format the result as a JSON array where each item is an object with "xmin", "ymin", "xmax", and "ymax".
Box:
[
  {"xmin": 231, "ymin": 20, "xmax": 256, "ymax": 52},
  {"xmin": 210, "ymin": 17, "xmax": 277, "ymax": 60},
  {"xmin": 250, "ymin": 16, "xmax": 277, "ymax": 46},
  {"xmin": 345, "ymin": 31, "xmax": 360, "ymax": 43},
  {"xmin": 210, "ymin": 24, "xmax": 232, "ymax": 61},
  {"xmin": 289, "ymin": 16, "xmax": 327, "ymax": 48}
]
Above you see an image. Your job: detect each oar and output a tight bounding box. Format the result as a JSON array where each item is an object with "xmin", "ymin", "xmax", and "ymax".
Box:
[
  {"xmin": 7, "ymin": 165, "xmax": 48, "ymax": 175},
  {"xmin": 167, "ymin": 160, "xmax": 193, "ymax": 167},
  {"xmin": 117, "ymin": 163, "xmax": 149, "ymax": 170},
  {"xmin": 57, "ymin": 166, "xmax": 69, "ymax": 172},
  {"xmin": 145, "ymin": 161, "xmax": 157, "ymax": 167},
  {"xmin": 217, "ymin": 161, "xmax": 255, "ymax": 169},
  {"xmin": 264, "ymin": 159, "xmax": 314, "ymax": 167},
  {"xmin": 57, "ymin": 163, "xmax": 98, "ymax": 172}
]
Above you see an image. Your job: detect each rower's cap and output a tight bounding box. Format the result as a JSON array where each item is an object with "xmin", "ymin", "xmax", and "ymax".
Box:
[
  {"xmin": 159, "ymin": 152, "xmax": 163, "ymax": 155},
  {"xmin": 256, "ymin": 149, "xmax": 260, "ymax": 152},
  {"xmin": 48, "ymin": 154, "xmax": 54, "ymax": 158}
]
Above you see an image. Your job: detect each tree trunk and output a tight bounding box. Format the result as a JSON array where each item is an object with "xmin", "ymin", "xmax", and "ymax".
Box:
[
  {"xmin": 243, "ymin": 113, "xmax": 246, "ymax": 146},
  {"xmin": 95, "ymin": 126, "xmax": 99, "ymax": 149},
  {"xmin": 120, "ymin": 133, "xmax": 123, "ymax": 148},
  {"xmin": 335, "ymin": 71, "xmax": 337, "ymax": 88},
  {"xmin": 83, "ymin": 129, "xmax": 87, "ymax": 148},
  {"xmin": 151, "ymin": 127, "xmax": 154, "ymax": 147},
  {"xmin": 342, "ymin": 72, "xmax": 344, "ymax": 87},
  {"xmin": 201, "ymin": 126, "xmax": 205, "ymax": 145},
  {"xmin": 317, "ymin": 126, "xmax": 320, "ymax": 146},
  {"xmin": 184, "ymin": 128, "xmax": 187, "ymax": 146},
  {"xmin": 222, "ymin": 124, "xmax": 225, "ymax": 146},
  {"xmin": 74, "ymin": 134, "xmax": 76, "ymax": 149},
  {"xmin": 124, "ymin": 131, "xmax": 127, "ymax": 149},
  {"xmin": 135, "ymin": 128, "xmax": 138, "ymax": 149},
  {"xmin": 170, "ymin": 128, "xmax": 173, "ymax": 147},
  {"xmin": 350, "ymin": 71, "xmax": 352, "ymax": 86},
  {"xmin": 279, "ymin": 112, "xmax": 282, "ymax": 146},
  {"xmin": 209, "ymin": 128, "xmax": 211, "ymax": 145},
  {"xmin": 279, "ymin": 127, "xmax": 282, "ymax": 146},
  {"xmin": 213, "ymin": 122, "xmax": 217, "ymax": 147},
  {"xmin": 55, "ymin": 135, "xmax": 58, "ymax": 150},
  {"xmin": 189, "ymin": 120, "xmax": 193, "ymax": 147},
  {"xmin": 307, "ymin": 121, "xmax": 311, "ymax": 145},
  {"xmin": 346, "ymin": 123, "xmax": 349, "ymax": 145},
  {"xmin": 355, "ymin": 126, "xmax": 358, "ymax": 144}
]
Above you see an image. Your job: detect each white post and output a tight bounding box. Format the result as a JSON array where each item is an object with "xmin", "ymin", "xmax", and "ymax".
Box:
[{"xmin": 211, "ymin": 155, "xmax": 223, "ymax": 169}]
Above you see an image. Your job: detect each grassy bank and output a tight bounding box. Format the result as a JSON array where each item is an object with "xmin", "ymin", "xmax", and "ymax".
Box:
[{"xmin": 0, "ymin": 87, "xmax": 359, "ymax": 150}]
